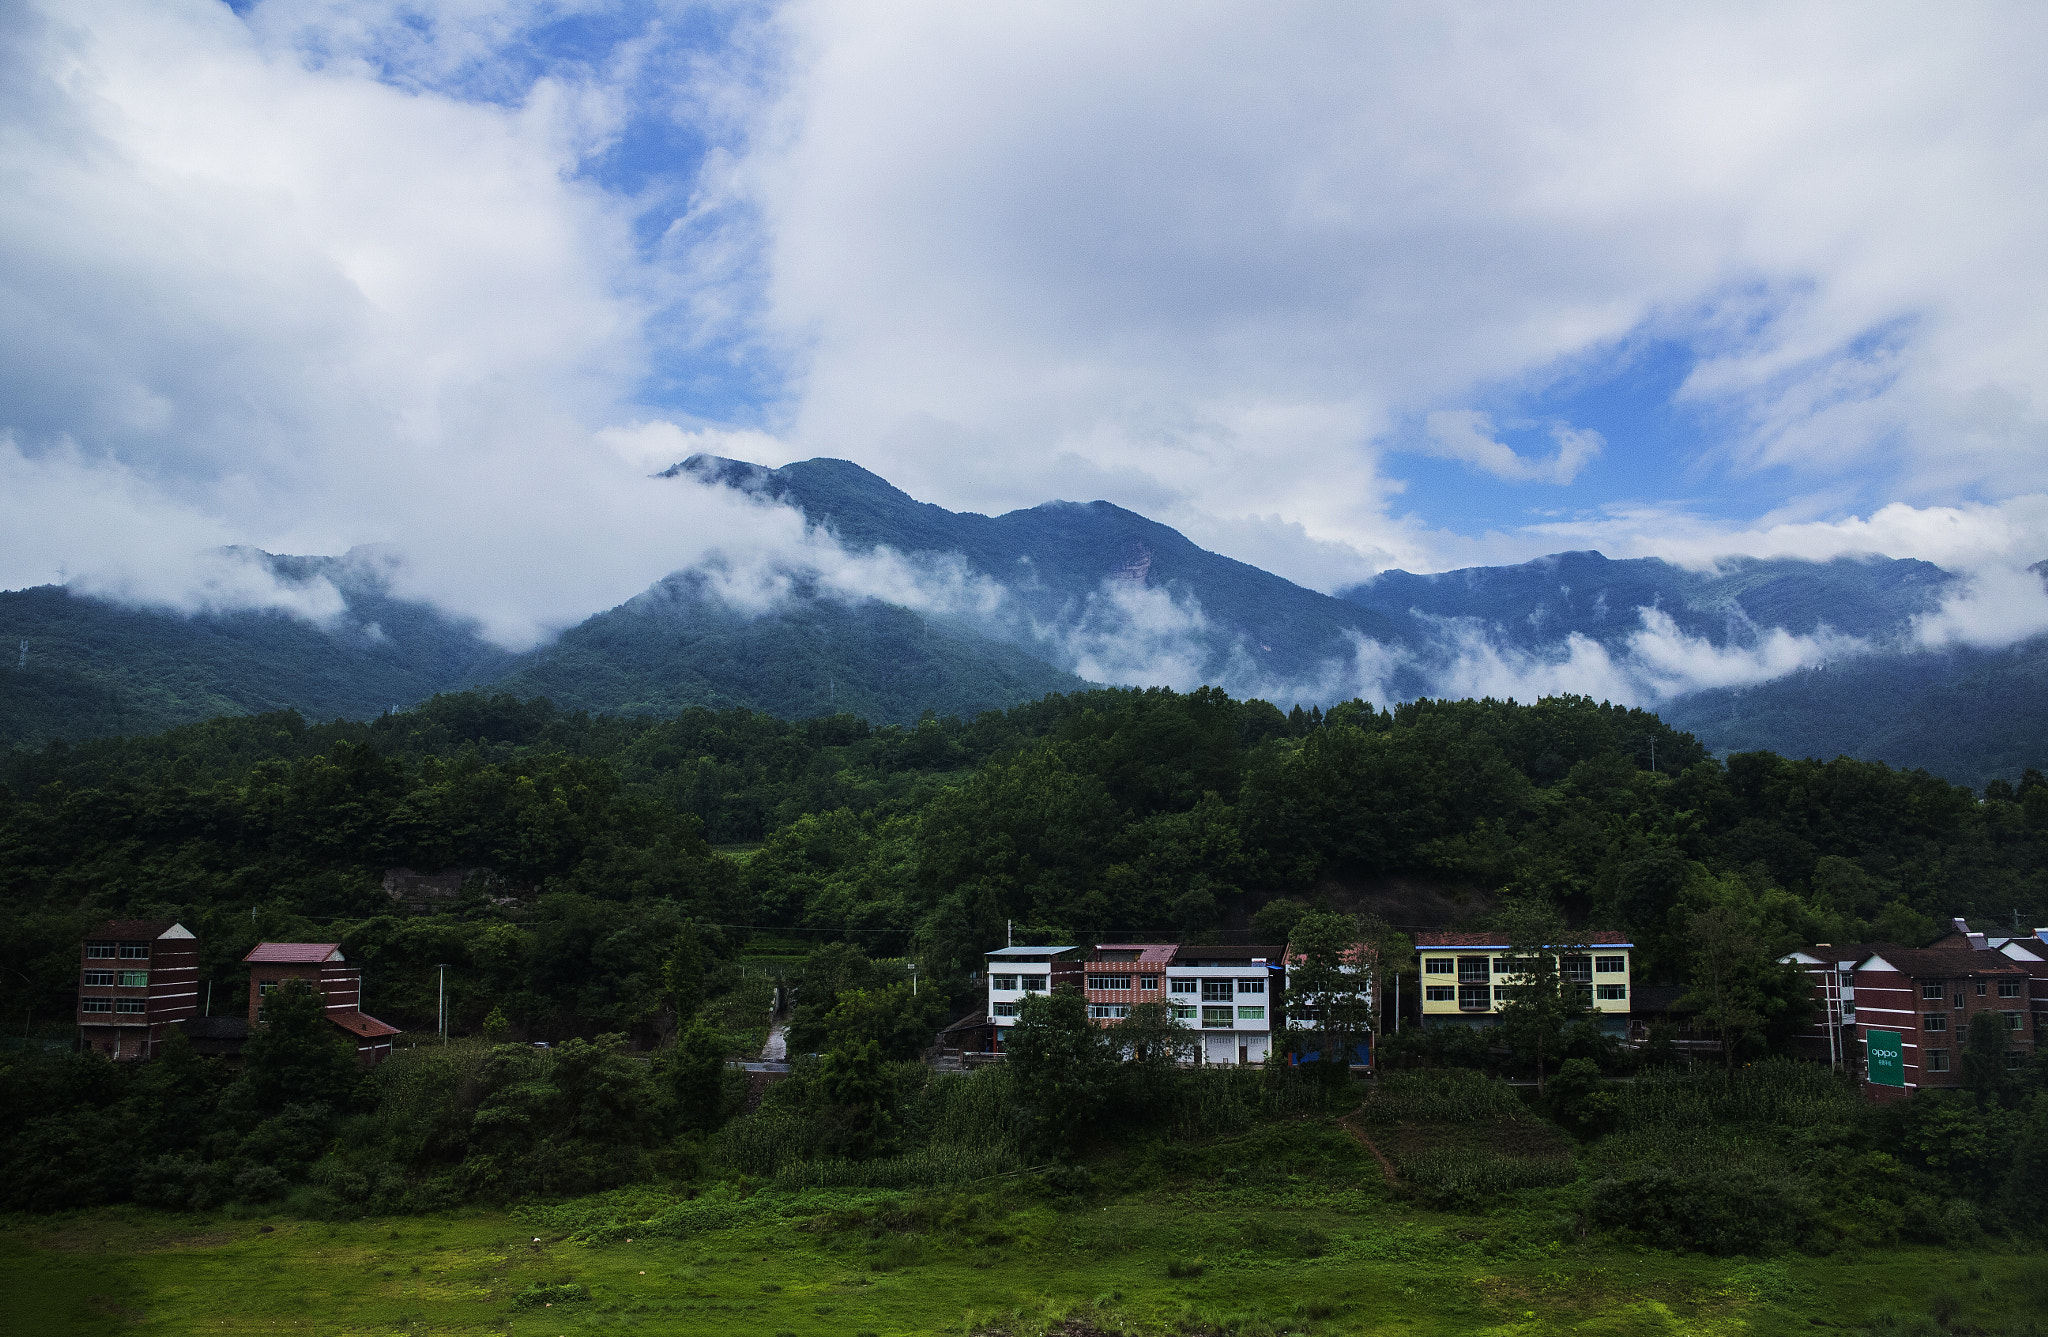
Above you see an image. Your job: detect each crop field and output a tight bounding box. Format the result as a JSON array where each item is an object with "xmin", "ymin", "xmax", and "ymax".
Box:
[{"xmin": 6, "ymin": 1115, "xmax": 2043, "ymax": 1337}]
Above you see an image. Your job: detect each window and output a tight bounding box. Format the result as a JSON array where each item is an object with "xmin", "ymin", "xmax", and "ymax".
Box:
[
  {"xmin": 118, "ymin": 942, "xmax": 149, "ymax": 960},
  {"xmin": 1458, "ymin": 983, "xmax": 1490, "ymax": 1010},
  {"xmin": 1172, "ymin": 1005, "xmax": 1196, "ymax": 1020},
  {"xmin": 1595, "ymin": 956, "xmax": 1626, "ymax": 974},
  {"xmin": 1493, "ymin": 986, "xmax": 1511, "ymax": 1002},
  {"xmin": 1424, "ymin": 957, "xmax": 1454, "ymax": 975},
  {"xmin": 1089, "ymin": 1004, "xmax": 1130, "ymax": 1020},
  {"xmin": 85, "ymin": 941, "xmax": 116, "ymax": 960},
  {"xmin": 1927, "ymin": 1049, "xmax": 1950, "ymax": 1072},
  {"xmin": 1596, "ymin": 983, "xmax": 1628, "ymax": 1000},
  {"xmin": 119, "ymin": 971, "xmax": 148, "ymax": 988},
  {"xmin": 1561, "ymin": 956, "xmax": 1592, "ymax": 984},
  {"xmin": 1237, "ymin": 1006, "xmax": 1265, "ymax": 1021},
  {"xmin": 1457, "ymin": 957, "xmax": 1489, "ymax": 983},
  {"xmin": 116, "ymin": 998, "xmax": 145, "ymax": 1014},
  {"xmin": 1492, "ymin": 957, "xmax": 1513, "ymax": 974},
  {"xmin": 81, "ymin": 997, "xmax": 112, "ymax": 1013},
  {"xmin": 1425, "ymin": 985, "xmax": 1455, "ymax": 1002},
  {"xmin": 1201, "ymin": 981, "xmax": 1234, "ymax": 1001},
  {"xmin": 1170, "ymin": 978, "xmax": 1198, "ymax": 994},
  {"xmin": 1999, "ymin": 981, "xmax": 2023, "ymax": 998},
  {"xmin": 1923, "ymin": 1013, "xmax": 1947, "ymax": 1032},
  {"xmin": 1019, "ymin": 976, "xmax": 1047, "ymax": 991},
  {"xmin": 1922, "ymin": 982, "xmax": 1946, "ymax": 1000},
  {"xmin": 1953, "ymin": 991, "xmax": 1964, "ymax": 1008},
  {"xmin": 1140, "ymin": 976, "xmax": 1159, "ymax": 991},
  {"xmin": 1200, "ymin": 1006, "xmax": 1234, "ymax": 1028},
  {"xmin": 992, "ymin": 1001, "xmax": 1018, "ymax": 1017},
  {"xmin": 1235, "ymin": 978, "xmax": 1265, "ymax": 995},
  {"xmin": 1091, "ymin": 975, "xmax": 1132, "ymax": 991},
  {"xmin": 2005, "ymin": 1012, "xmax": 2025, "ymax": 1032},
  {"xmin": 1977, "ymin": 983, "xmax": 1988, "ymax": 996},
  {"xmin": 257, "ymin": 979, "xmax": 278, "ymax": 1022},
  {"xmin": 991, "ymin": 975, "xmax": 1017, "ymax": 991},
  {"xmin": 83, "ymin": 970, "xmax": 115, "ymax": 987}
]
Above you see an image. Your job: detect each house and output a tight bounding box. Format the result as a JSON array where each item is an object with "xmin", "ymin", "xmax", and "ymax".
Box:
[
  {"xmin": 243, "ymin": 942, "xmax": 401, "ymax": 1066},
  {"xmin": 75, "ymin": 919, "xmax": 201, "ymax": 1059},
  {"xmin": 1783, "ymin": 918, "xmax": 2040, "ymax": 1099},
  {"xmin": 1163, "ymin": 944, "xmax": 1283, "ymax": 1066},
  {"xmin": 973, "ymin": 941, "xmax": 1282, "ymax": 1065},
  {"xmin": 1414, "ymin": 930, "xmax": 1633, "ymax": 1035},
  {"xmin": 979, "ymin": 944, "xmax": 1085, "ymax": 1054},
  {"xmin": 1282, "ymin": 942, "xmax": 1377, "ymax": 1067}
]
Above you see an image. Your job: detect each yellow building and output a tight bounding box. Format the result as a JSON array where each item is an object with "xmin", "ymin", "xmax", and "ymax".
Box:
[{"xmin": 1415, "ymin": 931, "xmax": 1633, "ymax": 1035}]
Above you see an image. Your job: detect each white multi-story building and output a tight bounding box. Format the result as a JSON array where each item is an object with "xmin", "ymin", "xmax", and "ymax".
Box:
[
  {"xmin": 1165, "ymin": 944, "xmax": 1283, "ymax": 1066},
  {"xmin": 978, "ymin": 944, "xmax": 1083, "ymax": 1053}
]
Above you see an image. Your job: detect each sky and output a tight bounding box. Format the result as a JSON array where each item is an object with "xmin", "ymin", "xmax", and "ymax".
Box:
[{"xmin": 4, "ymin": 0, "xmax": 2048, "ymax": 661}]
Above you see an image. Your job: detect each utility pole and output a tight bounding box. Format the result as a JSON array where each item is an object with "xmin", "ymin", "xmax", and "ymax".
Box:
[
  {"xmin": 1007, "ymin": 919, "xmax": 1013, "ymax": 948},
  {"xmin": 434, "ymin": 964, "xmax": 451, "ymax": 1043}
]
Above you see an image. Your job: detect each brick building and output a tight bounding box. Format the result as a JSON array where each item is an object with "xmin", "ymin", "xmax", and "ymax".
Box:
[
  {"xmin": 1083, "ymin": 943, "xmax": 1175, "ymax": 1028},
  {"xmin": 75, "ymin": 919, "xmax": 201, "ymax": 1059},
  {"xmin": 1783, "ymin": 919, "xmax": 2040, "ymax": 1099},
  {"xmin": 243, "ymin": 942, "xmax": 400, "ymax": 1066}
]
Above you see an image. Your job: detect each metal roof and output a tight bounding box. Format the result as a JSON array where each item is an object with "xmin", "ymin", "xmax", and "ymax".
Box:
[
  {"xmin": 1414, "ymin": 931, "xmax": 1633, "ymax": 949},
  {"xmin": 244, "ymin": 943, "xmax": 345, "ymax": 963},
  {"xmin": 985, "ymin": 945, "xmax": 1078, "ymax": 957}
]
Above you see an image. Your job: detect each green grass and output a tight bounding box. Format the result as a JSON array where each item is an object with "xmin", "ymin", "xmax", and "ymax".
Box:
[{"xmin": 5, "ymin": 1119, "xmax": 2045, "ymax": 1337}]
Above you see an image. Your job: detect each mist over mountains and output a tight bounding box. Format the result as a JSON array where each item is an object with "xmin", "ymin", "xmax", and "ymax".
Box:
[{"xmin": 2, "ymin": 456, "xmax": 2043, "ymax": 788}]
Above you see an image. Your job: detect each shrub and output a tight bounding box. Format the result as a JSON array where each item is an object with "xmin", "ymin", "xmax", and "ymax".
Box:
[
  {"xmin": 1588, "ymin": 1162, "xmax": 1816, "ymax": 1255},
  {"xmin": 512, "ymin": 1282, "xmax": 590, "ymax": 1308},
  {"xmin": 1165, "ymin": 1257, "xmax": 1205, "ymax": 1278}
]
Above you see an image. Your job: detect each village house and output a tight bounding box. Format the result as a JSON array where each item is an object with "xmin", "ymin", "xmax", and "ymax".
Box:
[
  {"xmin": 243, "ymin": 942, "xmax": 402, "ymax": 1066},
  {"xmin": 75, "ymin": 919, "xmax": 201, "ymax": 1060},
  {"xmin": 1414, "ymin": 930, "xmax": 1634, "ymax": 1035},
  {"xmin": 1282, "ymin": 941, "xmax": 1378, "ymax": 1068},
  {"xmin": 1783, "ymin": 918, "xmax": 2042, "ymax": 1098}
]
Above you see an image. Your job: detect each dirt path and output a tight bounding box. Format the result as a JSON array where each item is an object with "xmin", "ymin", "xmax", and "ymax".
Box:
[{"xmin": 1338, "ymin": 1106, "xmax": 1399, "ymax": 1189}]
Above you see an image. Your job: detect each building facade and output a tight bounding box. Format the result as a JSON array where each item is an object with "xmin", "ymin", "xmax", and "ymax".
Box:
[
  {"xmin": 1415, "ymin": 931, "xmax": 1633, "ymax": 1035},
  {"xmin": 243, "ymin": 942, "xmax": 400, "ymax": 1065},
  {"xmin": 974, "ymin": 941, "xmax": 1282, "ymax": 1064},
  {"xmin": 75, "ymin": 919, "xmax": 201, "ymax": 1059},
  {"xmin": 1783, "ymin": 919, "xmax": 2040, "ymax": 1099}
]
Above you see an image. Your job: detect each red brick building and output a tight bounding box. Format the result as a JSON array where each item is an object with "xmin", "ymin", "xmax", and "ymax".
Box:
[
  {"xmin": 243, "ymin": 942, "xmax": 400, "ymax": 1066},
  {"xmin": 1083, "ymin": 944, "xmax": 1176, "ymax": 1025},
  {"xmin": 75, "ymin": 919, "xmax": 201, "ymax": 1059},
  {"xmin": 1785, "ymin": 919, "xmax": 2039, "ymax": 1099}
]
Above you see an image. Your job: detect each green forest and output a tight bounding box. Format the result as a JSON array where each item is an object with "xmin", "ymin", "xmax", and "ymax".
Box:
[{"xmin": 5, "ymin": 685, "xmax": 2048, "ymax": 1334}]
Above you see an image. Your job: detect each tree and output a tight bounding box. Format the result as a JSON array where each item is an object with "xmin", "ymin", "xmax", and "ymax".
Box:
[
  {"xmin": 1110, "ymin": 1001, "xmax": 1196, "ymax": 1119},
  {"xmin": 1491, "ymin": 901, "xmax": 1590, "ymax": 1097},
  {"xmin": 1961, "ymin": 1008, "xmax": 2013, "ymax": 1107},
  {"xmin": 819, "ymin": 982, "xmax": 946, "ymax": 1062},
  {"xmin": 1005, "ymin": 987, "xmax": 1115, "ymax": 1158},
  {"xmin": 817, "ymin": 1036, "xmax": 893, "ymax": 1159},
  {"xmin": 668, "ymin": 1017, "xmax": 730, "ymax": 1132},
  {"xmin": 662, "ymin": 924, "xmax": 708, "ymax": 1031},
  {"xmin": 1283, "ymin": 911, "xmax": 1376, "ymax": 1082},
  {"xmin": 234, "ymin": 979, "xmax": 358, "ymax": 1117},
  {"xmin": 1679, "ymin": 905, "xmax": 1761, "ymax": 1079}
]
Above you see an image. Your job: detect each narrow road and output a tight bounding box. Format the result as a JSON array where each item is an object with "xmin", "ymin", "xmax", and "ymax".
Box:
[
  {"xmin": 736, "ymin": 1018, "xmax": 791, "ymax": 1074},
  {"xmin": 1339, "ymin": 1106, "xmax": 1400, "ymax": 1189}
]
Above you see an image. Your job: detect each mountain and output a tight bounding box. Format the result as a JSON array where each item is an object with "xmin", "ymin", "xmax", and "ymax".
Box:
[
  {"xmin": 0, "ymin": 553, "xmax": 515, "ymax": 750},
  {"xmin": 665, "ymin": 455, "xmax": 1425, "ymax": 698},
  {"xmin": 1338, "ymin": 548, "xmax": 1957, "ymax": 654},
  {"xmin": 488, "ymin": 569, "xmax": 1086, "ymax": 725},
  {"xmin": 4, "ymin": 456, "xmax": 2044, "ymax": 790}
]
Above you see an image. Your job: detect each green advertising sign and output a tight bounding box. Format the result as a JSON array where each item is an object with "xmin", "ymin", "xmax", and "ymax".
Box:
[{"xmin": 1865, "ymin": 1029, "xmax": 1905, "ymax": 1087}]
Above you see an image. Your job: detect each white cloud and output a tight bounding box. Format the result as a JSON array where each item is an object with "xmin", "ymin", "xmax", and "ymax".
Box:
[{"xmin": 1421, "ymin": 411, "xmax": 1603, "ymax": 485}]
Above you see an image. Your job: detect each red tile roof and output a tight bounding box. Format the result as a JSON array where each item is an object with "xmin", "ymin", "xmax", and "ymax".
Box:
[
  {"xmin": 327, "ymin": 1011, "xmax": 401, "ymax": 1039},
  {"xmin": 244, "ymin": 943, "xmax": 344, "ymax": 963},
  {"xmin": 1091, "ymin": 944, "xmax": 1178, "ymax": 965},
  {"xmin": 1855, "ymin": 945, "xmax": 2026, "ymax": 978},
  {"xmin": 1414, "ymin": 930, "xmax": 1633, "ymax": 948}
]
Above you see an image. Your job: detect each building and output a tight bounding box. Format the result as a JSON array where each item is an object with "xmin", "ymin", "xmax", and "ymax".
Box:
[
  {"xmin": 1282, "ymin": 942, "xmax": 1377, "ymax": 1067},
  {"xmin": 75, "ymin": 919, "xmax": 201, "ymax": 1059},
  {"xmin": 1164, "ymin": 943, "xmax": 1283, "ymax": 1066},
  {"xmin": 1783, "ymin": 918, "xmax": 2041, "ymax": 1099},
  {"xmin": 1083, "ymin": 943, "xmax": 1176, "ymax": 1027},
  {"xmin": 243, "ymin": 942, "xmax": 401, "ymax": 1066},
  {"xmin": 1415, "ymin": 931, "xmax": 1633, "ymax": 1035},
  {"xmin": 979, "ymin": 944, "xmax": 1085, "ymax": 1054},
  {"xmin": 972, "ymin": 941, "xmax": 1281, "ymax": 1064}
]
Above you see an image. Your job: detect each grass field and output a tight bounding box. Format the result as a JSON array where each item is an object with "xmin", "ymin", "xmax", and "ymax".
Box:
[{"xmin": 5, "ymin": 1114, "xmax": 2043, "ymax": 1337}]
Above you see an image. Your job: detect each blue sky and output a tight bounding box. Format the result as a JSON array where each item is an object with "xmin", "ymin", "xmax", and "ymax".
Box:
[{"xmin": 3, "ymin": 1, "xmax": 2047, "ymax": 646}]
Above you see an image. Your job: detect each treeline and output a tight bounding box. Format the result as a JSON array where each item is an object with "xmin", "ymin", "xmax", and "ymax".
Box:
[{"xmin": 3, "ymin": 686, "xmax": 2047, "ymax": 1040}]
